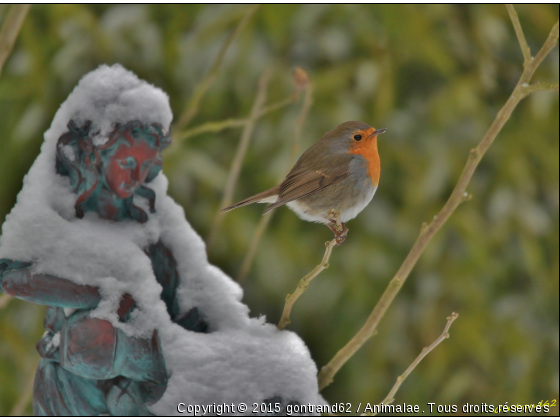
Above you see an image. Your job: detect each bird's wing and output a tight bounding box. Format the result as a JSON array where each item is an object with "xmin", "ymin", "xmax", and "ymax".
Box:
[
  {"xmin": 263, "ymin": 154, "xmax": 352, "ymax": 214},
  {"xmin": 221, "ymin": 185, "xmax": 280, "ymax": 213}
]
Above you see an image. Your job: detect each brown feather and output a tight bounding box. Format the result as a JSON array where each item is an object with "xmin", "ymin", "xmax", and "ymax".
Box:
[
  {"xmin": 221, "ymin": 185, "xmax": 280, "ymax": 213},
  {"xmin": 263, "ymin": 153, "xmax": 352, "ymax": 214}
]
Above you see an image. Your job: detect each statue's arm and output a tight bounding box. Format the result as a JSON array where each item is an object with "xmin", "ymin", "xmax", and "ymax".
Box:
[
  {"xmin": 58, "ymin": 309, "xmax": 167, "ymax": 385},
  {"xmin": 146, "ymin": 242, "xmax": 208, "ymax": 332},
  {"xmin": 1, "ymin": 259, "xmax": 167, "ymax": 400},
  {"xmin": 0, "ymin": 258, "xmax": 101, "ymax": 309}
]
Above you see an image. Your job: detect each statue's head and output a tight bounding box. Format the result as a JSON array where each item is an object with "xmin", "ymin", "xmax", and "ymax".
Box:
[{"xmin": 55, "ymin": 120, "xmax": 171, "ymax": 223}]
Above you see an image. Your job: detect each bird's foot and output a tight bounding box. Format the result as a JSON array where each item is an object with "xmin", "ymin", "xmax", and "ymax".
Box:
[
  {"xmin": 327, "ymin": 210, "xmax": 348, "ymax": 245},
  {"xmin": 328, "ymin": 223, "xmax": 348, "ymax": 245}
]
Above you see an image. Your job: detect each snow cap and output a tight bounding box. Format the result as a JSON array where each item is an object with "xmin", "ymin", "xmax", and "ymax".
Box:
[{"xmin": 50, "ymin": 63, "xmax": 172, "ymax": 145}]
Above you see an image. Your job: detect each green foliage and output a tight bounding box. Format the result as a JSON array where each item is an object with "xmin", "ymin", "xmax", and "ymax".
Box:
[{"xmin": 0, "ymin": 4, "xmax": 558, "ymax": 415}]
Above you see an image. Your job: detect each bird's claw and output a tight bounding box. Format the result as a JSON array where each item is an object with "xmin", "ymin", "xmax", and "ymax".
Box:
[
  {"xmin": 326, "ymin": 219, "xmax": 348, "ymax": 246},
  {"xmin": 335, "ymin": 233, "xmax": 347, "ymax": 245}
]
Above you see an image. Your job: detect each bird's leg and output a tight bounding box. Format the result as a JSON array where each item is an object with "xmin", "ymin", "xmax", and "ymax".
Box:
[
  {"xmin": 326, "ymin": 222, "xmax": 348, "ymax": 245},
  {"xmin": 327, "ymin": 210, "xmax": 348, "ymax": 245}
]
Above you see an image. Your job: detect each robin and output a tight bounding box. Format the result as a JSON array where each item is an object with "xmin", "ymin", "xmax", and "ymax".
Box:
[{"xmin": 222, "ymin": 121, "xmax": 387, "ymax": 244}]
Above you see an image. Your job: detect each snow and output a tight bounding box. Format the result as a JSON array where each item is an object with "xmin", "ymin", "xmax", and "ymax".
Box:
[
  {"xmin": 63, "ymin": 308, "xmax": 76, "ymax": 317},
  {"xmin": 0, "ymin": 64, "xmax": 321, "ymax": 414},
  {"xmin": 51, "ymin": 332, "xmax": 60, "ymax": 348}
]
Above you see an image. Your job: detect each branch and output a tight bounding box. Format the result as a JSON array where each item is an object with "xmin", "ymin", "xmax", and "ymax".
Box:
[
  {"xmin": 0, "ymin": 4, "xmax": 30, "ymax": 77},
  {"xmin": 520, "ymin": 20, "xmax": 559, "ymax": 84},
  {"xmin": 236, "ymin": 211, "xmax": 273, "ymax": 282},
  {"xmin": 237, "ymin": 69, "xmax": 313, "ymax": 282},
  {"xmin": 207, "ymin": 70, "xmax": 270, "ymax": 247},
  {"xmin": 278, "ymin": 238, "xmax": 337, "ymax": 330},
  {"xmin": 519, "ymin": 81, "xmax": 559, "ymax": 97},
  {"xmin": 290, "ymin": 67, "xmax": 313, "ymax": 159},
  {"xmin": 506, "ymin": 5, "xmax": 532, "ymax": 66},
  {"xmin": 174, "ymin": 4, "xmax": 259, "ymax": 131},
  {"xmin": 317, "ymin": 12, "xmax": 559, "ymax": 391},
  {"xmin": 260, "ymin": 95, "xmax": 297, "ymax": 116},
  {"xmin": 173, "ymin": 94, "xmax": 296, "ymax": 143},
  {"xmin": 174, "ymin": 118, "xmax": 248, "ymax": 143},
  {"xmin": 366, "ymin": 313, "xmax": 459, "ymax": 415}
]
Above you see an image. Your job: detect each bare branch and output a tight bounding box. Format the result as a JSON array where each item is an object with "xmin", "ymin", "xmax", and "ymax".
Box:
[
  {"xmin": 260, "ymin": 95, "xmax": 297, "ymax": 117},
  {"xmin": 506, "ymin": 5, "xmax": 532, "ymax": 66},
  {"xmin": 0, "ymin": 4, "xmax": 30, "ymax": 77},
  {"xmin": 291, "ymin": 69, "xmax": 313, "ymax": 159},
  {"xmin": 370, "ymin": 313, "xmax": 459, "ymax": 413},
  {"xmin": 237, "ymin": 211, "xmax": 273, "ymax": 282},
  {"xmin": 278, "ymin": 238, "xmax": 337, "ymax": 330},
  {"xmin": 173, "ymin": 94, "xmax": 296, "ymax": 144},
  {"xmin": 175, "ymin": 118, "xmax": 248, "ymax": 143},
  {"xmin": 317, "ymin": 11, "xmax": 559, "ymax": 391},
  {"xmin": 207, "ymin": 70, "xmax": 270, "ymax": 247},
  {"xmin": 521, "ymin": 20, "xmax": 559, "ymax": 84},
  {"xmin": 237, "ymin": 70, "xmax": 313, "ymax": 282},
  {"xmin": 174, "ymin": 5, "xmax": 259, "ymax": 131},
  {"xmin": 519, "ymin": 81, "xmax": 559, "ymax": 97}
]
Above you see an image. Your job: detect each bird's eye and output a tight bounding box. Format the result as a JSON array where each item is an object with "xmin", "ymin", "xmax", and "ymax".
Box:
[{"xmin": 353, "ymin": 134, "xmax": 362, "ymax": 141}]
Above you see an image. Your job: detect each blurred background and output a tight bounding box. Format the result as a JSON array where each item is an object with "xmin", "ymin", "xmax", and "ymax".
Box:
[{"xmin": 0, "ymin": 4, "xmax": 558, "ymax": 416}]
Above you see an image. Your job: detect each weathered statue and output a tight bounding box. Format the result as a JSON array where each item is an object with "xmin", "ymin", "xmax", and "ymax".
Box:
[
  {"xmin": 0, "ymin": 64, "xmax": 321, "ymax": 416},
  {"xmin": 1, "ymin": 118, "xmax": 207, "ymax": 415}
]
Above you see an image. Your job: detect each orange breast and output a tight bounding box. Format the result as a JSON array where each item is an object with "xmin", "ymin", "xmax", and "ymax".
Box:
[{"xmin": 349, "ymin": 135, "xmax": 380, "ymax": 186}]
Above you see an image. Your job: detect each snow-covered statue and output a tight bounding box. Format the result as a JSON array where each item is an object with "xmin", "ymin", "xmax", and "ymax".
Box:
[{"xmin": 0, "ymin": 65, "xmax": 320, "ymax": 416}]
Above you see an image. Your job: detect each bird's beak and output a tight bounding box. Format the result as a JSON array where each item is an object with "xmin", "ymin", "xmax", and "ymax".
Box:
[{"xmin": 369, "ymin": 128, "xmax": 387, "ymax": 138}]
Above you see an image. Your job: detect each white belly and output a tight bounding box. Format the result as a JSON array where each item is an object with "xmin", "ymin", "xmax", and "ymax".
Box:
[
  {"xmin": 286, "ymin": 184, "xmax": 378, "ymax": 224},
  {"xmin": 339, "ymin": 184, "xmax": 377, "ymax": 222},
  {"xmin": 286, "ymin": 200, "xmax": 327, "ymax": 223}
]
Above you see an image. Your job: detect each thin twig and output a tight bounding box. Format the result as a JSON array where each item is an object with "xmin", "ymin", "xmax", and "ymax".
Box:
[
  {"xmin": 523, "ymin": 20, "xmax": 559, "ymax": 82},
  {"xmin": 9, "ymin": 355, "xmax": 39, "ymax": 415},
  {"xmin": 519, "ymin": 81, "xmax": 559, "ymax": 96},
  {"xmin": 207, "ymin": 70, "xmax": 270, "ymax": 247},
  {"xmin": 278, "ymin": 238, "xmax": 337, "ymax": 330},
  {"xmin": 291, "ymin": 74, "xmax": 313, "ymax": 158},
  {"xmin": 237, "ymin": 72, "xmax": 313, "ymax": 282},
  {"xmin": 317, "ymin": 12, "xmax": 559, "ymax": 391},
  {"xmin": 364, "ymin": 313, "xmax": 459, "ymax": 416},
  {"xmin": 506, "ymin": 4, "xmax": 532, "ymax": 66},
  {"xmin": 260, "ymin": 95, "xmax": 297, "ymax": 117},
  {"xmin": 175, "ymin": 118, "xmax": 248, "ymax": 143},
  {"xmin": 236, "ymin": 211, "xmax": 273, "ymax": 282},
  {"xmin": 173, "ymin": 95, "xmax": 296, "ymax": 144},
  {"xmin": 0, "ymin": 293, "xmax": 12, "ymax": 309},
  {"xmin": 0, "ymin": 4, "xmax": 30, "ymax": 77},
  {"xmin": 174, "ymin": 4, "xmax": 259, "ymax": 131}
]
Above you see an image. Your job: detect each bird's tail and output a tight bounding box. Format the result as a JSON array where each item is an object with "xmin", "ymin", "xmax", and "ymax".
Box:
[{"xmin": 221, "ymin": 186, "xmax": 280, "ymax": 213}]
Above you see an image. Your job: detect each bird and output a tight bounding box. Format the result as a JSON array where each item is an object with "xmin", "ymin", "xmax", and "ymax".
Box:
[{"xmin": 222, "ymin": 121, "xmax": 387, "ymax": 244}]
